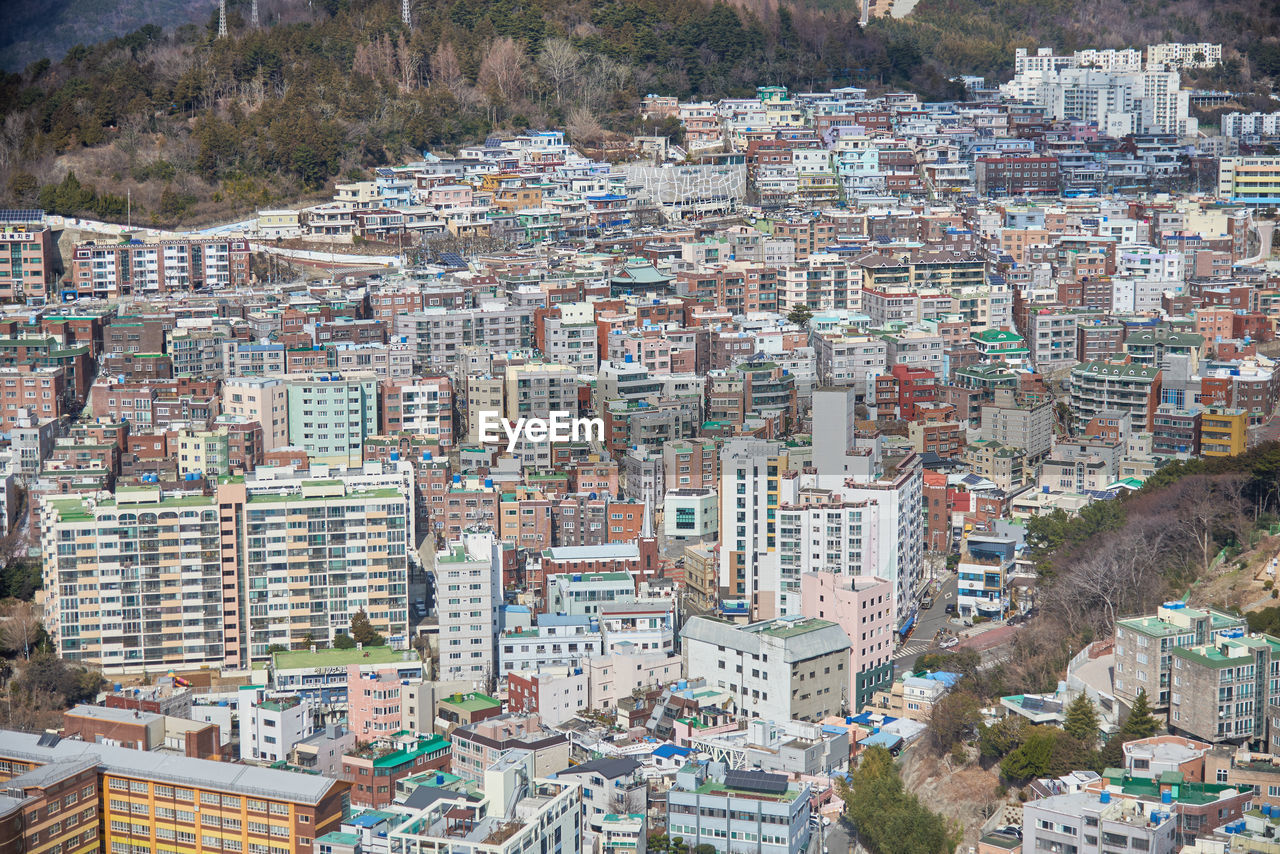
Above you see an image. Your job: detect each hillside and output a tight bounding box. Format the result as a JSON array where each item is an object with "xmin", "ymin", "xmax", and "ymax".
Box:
[
  {"xmin": 0, "ymin": 0, "xmax": 208, "ymax": 71},
  {"xmin": 2, "ymin": 0, "xmax": 1279, "ymax": 229},
  {"xmin": 840, "ymin": 0, "xmax": 1280, "ymax": 79}
]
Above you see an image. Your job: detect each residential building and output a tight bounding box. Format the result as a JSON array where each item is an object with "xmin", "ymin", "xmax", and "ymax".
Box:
[
  {"xmin": 389, "ymin": 749, "xmax": 582, "ymax": 854},
  {"xmin": 1069, "ymin": 359, "xmax": 1162, "ymax": 432},
  {"xmin": 1021, "ymin": 791, "xmax": 1177, "ymax": 854},
  {"xmin": 285, "ymin": 372, "xmax": 379, "ymax": 466},
  {"xmin": 436, "ymin": 530, "xmax": 502, "ymax": 683},
  {"xmin": 683, "ymin": 616, "xmax": 852, "ymax": 721},
  {"xmin": 238, "ymin": 686, "xmax": 315, "ymax": 764},
  {"xmin": 1113, "ymin": 603, "xmax": 1245, "ymax": 709},
  {"xmin": 0, "ymin": 729, "xmax": 349, "ymax": 854},
  {"xmin": 666, "ymin": 764, "xmax": 811, "ymax": 854},
  {"xmin": 341, "ymin": 731, "xmax": 450, "ymax": 809},
  {"xmin": 1169, "ymin": 631, "xmax": 1280, "ymax": 744},
  {"xmin": 799, "ymin": 573, "xmax": 894, "ymax": 710}
]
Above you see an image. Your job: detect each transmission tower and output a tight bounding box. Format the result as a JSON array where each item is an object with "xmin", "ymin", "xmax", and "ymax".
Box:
[
  {"xmin": 402, "ymin": 0, "xmax": 412, "ymax": 27},
  {"xmin": 251, "ymin": 0, "xmax": 259, "ymax": 27},
  {"xmin": 218, "ymin": 0, "xmax": 228, "ymax": 37}
]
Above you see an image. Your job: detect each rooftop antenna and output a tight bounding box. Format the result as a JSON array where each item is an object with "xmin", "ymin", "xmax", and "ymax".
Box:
[{"xmin": 218, "ymin": 0, "xmax": 228, "ymax": 37}]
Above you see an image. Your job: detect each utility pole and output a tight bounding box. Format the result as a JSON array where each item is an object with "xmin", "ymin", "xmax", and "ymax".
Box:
[
  {"xmin": 217, "ymin": 0, "xmax": 228, "ymax": 38},
  {"xmin": 251, "ymin": 0, "xmax": 259, "ymax": 28}
]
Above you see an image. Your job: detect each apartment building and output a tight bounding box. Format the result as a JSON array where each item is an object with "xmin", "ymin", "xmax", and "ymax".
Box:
[
  {"xmin": 1169, "ymin": 631, "xmax": 1280, "ymax": 744},
  {"xmin": 394, "ymin": 306, "xmax": 535, "ymax": 369},
  {"xmin": 222, "ymin": 376, "xmax": 289, "ymax": 450},
  {"xmin": 69, "ymin": 236, "xmax": 250, "ymax": 299},
  {"xmin": 436, "ymin": 530, "xmax": 502, "ymax": 683},
  {"xmin": 1218, "ymin": 156, "xmax": 1280, "ymax": 206},
  {"xmin": 1069, "ymin": 358, "xmax": 1162, "ymax": 432},
  {"xmin": 390, "ymin": 750, "xmax": 582, "ymax": 854},
  {"xmin": 0, "ymin": 730, "xmax": 349, "ymax": 854},
  {"xmin": 1113, "ymin": 602, "xmax": 1245, "ymax": 709},
  {"xmin": 0, "ymin": 366, "xmax": 65, "ymax": 428},
  {"xmin": 380, "ymin": 376, "xmax": 454, "ymax": 444},
  {"xmin": 799, "ymin": 573, "xmax": 894, "ymax": 710},
  {"xmin": 1022, "ymin": 791, "xmax": 1177, "ymax": 854},
  {"xmin": 683, "ymin": 616, "xmax": 851, "ymax": 722},
  {"xmin": 40, "ymin": 476, "xmax": 412, "ymax": 672},
  {"xmin": 449, "ymin": 714, "xmax": 571, "ymax": 782},
  {"xmin": 666, "ymin": 764, "xmax": 811, "ymax": 854},
  {"xmin": 0, "ymin": 217, "xmax": 59, "ymax": 303},
  {"xmin": 285, "ymin": 372, "xmax": 379, "ymax": 466},
  {"xmin": 979, "ymin": 389, "xmax": 1055, "ymax": 461}
]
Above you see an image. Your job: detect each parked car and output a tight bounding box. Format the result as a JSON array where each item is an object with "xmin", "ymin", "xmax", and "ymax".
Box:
[{"xmin": 945, "ymin": 603, "xmax": 956, "ymax": 615}]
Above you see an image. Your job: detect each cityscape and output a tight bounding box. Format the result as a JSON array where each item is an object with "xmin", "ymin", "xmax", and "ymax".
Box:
[{"xmin": 3, "ymin": 7, "xmax": 1280, "ymax": 854}]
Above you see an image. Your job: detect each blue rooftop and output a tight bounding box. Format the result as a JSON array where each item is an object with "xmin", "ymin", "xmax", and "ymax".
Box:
[{"xmin": 653, "ymin": 744, "xmax": 692, "ymax": 759}]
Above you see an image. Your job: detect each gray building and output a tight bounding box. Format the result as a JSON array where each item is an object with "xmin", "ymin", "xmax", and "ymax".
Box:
[
  {"xmin": 666, "ymin": 764, "xmax": 811, "ymax": 854},
  {"xmin": 395, "ymin": 305, "xmax": 535, "ymax": 370},
  {"xmin": 1113, "ymin": 603, "xmax": 1245, "ymax": 710},
  {"xmin": 979, "ymin": 388, "xmax": 1055, "ymax": 461},
  {"xmin": 683, "ymin": 616, "xmax": 851, "ymax": 722},
  {"xmin": 1022, "ymin": 791, "xmax": 1177, "ymax": 854},
  {"xmin": 1169, "ymin": 632, "xmax": 1280, "ymax": 744}
]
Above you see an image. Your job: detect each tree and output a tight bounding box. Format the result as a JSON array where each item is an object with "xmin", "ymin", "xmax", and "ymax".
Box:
[
  {"xmin": 538, "ymin": 38, "xmax": 579, "ymax": 106},
  {"xmin": 1063, "ymin": 694, "xmax": 1099, "ymax": 747},
  {"xmin": 929, "ymin": 689, "xmax": 981, "ymax": 753},
  {"xmin": 787, "ymin": 304, "xmax": 814, "ymax": 327},
  {"xmin": 0, "ymin": 599, "xmax": 42, "ymax": 659},
  {"xmin": 333, "ymin": 633, "xmax": 356, "ymax": 650},
  {"xmin": 838, "ymin": 746, "xmax": 959, "ymax": 854},
  {"xmin": 979, "ymin": 715, "xmax": 1028, "ymax": 760},
  {"xmin": 1121, "ymin": 689, "xmax": 1160, "ymax": 739},
  {"xmin": 350, "ymin": 609, "xmax": 385, "ymax": 647}
]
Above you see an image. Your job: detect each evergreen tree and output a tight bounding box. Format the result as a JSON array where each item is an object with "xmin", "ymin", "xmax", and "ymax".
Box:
[
  {"xmin": 350, "ymin": 609, "xmax": 385, "ymax": 647},
  {"xmin": 1121, "ymin": 689, "xmax": 1160, "ymax": 739},
  {"xmin": 786, "ymin": 304, "xmax": 814, "ymax": 327},
  {"xmin": 1064, "ymin": 694, "xmax": 1100, "ymax": 746}
]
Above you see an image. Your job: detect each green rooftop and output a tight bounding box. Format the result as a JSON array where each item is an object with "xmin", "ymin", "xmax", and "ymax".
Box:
[
  {"xmin": 694, "ymin": 776, "xmax": 799, "ymax": 802},
  {"xmin": 316, "ymin": 832, "xmax": 361, "ymax": 846},
  {"xmin": 362, "ymin": 733, "xmax": 450, "ymax": 769},
  {"xmin": 271, "ymin": 646, "xmax": 413, "ymax": 671},
  {"xmin": 1101, "ymin": 771, "xmax": 1242, "ymax": 806},
  {"xmin": 440, "ymin": 692, "xmax": 502, "ymax": 713}
]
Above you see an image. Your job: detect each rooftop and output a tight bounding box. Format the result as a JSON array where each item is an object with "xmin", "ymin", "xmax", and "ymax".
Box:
[{"xmin": 272, "ymin": 646, "xmax": 416, "ymax": 671}]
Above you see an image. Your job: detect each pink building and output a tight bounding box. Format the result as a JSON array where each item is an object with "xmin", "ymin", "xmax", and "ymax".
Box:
[
  {"xmin": 346, "ymin": 665, "xmax": 404, "ymax": 740},
  {"xmin": 423, "ymin": 184, "xmax": 473, "ymax": 211},
  {"xmin": 800, "ymin": 573, "xmax": 895, "ymax": 711},
  {"xmin": 587, "ymin": 649, "xmax": 683, "ymax": 711}
]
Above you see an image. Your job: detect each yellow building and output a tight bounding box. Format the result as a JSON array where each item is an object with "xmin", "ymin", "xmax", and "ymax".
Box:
[
  {"xmin": 0, "ymin": 729, "xmax": 350, "ymax": 854},
  {"xmin": 1200, "ymin": 406, "xmax": 1248, "ymax": 456}
]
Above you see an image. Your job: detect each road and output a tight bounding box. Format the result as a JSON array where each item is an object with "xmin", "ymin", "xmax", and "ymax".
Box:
[
  {"xmin": 893, "ymin": 573, "xmax": 957, "ymax": 666},
  {"xmin": 820, "ymin": 817, "xmax": 856, "ymax": 854}
]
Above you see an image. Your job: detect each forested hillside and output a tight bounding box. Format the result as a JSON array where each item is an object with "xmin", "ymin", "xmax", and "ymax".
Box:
[{"xmin": 2, "ymin": 0, "xmax": 1278, "ymax": 227}]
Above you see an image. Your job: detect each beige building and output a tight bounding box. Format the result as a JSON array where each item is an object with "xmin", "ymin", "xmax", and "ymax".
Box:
[{"xmin": 223, "ymin": 376, "xmax": 289, "ymax": 450}]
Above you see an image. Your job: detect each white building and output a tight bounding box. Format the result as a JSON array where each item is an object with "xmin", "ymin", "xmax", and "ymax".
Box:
[
  {"xmin": 682, "ymin": 616, "xmax": 851, "ymax": 722},
  {"xmin": 237, "ymin": 686, "xmax": 314, "ymax": 764},
  {"xmin": 1222, "ymin": 112, "xmax": 1280, "ymax": 138},
  {"xmin": 1146, "ymin": 42, "xmax": 1222, "ymax": 70},
  {"xmin": 498, "ymin": 616, "xmax": 603, "ymax": 675},
  {"xmin": 436, "ymin": 529, "xmax": 502, "ymax": 684},
  {"xmin": 389, "ymin": 749, "xmax": 583, "ymax": 854},
  {"xmin": 663, "ymin": 487, "xmax": 718, "ymax": 540}
]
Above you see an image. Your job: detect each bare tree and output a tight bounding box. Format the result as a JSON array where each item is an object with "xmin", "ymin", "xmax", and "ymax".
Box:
[
  {"xmin": 567, "ymin": 106, "xmax": 604, "ymax": 145},
  {"xmin": 538, "ymin": 38, "xmax": 580, "ymax": 106},
  {"xmin": 1174, "ymin": 475, "xmax": 1231, "ymax": 577},
  {"xmin": 0, "ymin": 599, "xmax": 42, "ymax": 660},
  {"xmin": 430, "ymin": 41, "xmax": 467, "ymax": 100},
  {"xmin": 478, "ymin": 37, "xmax": 529, "ymax": 113}
]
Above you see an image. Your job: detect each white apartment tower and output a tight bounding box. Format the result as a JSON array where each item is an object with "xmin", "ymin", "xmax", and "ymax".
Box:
[{"xmin": 436, "ymin": 529, "xmax": 502, "ymax": 685}]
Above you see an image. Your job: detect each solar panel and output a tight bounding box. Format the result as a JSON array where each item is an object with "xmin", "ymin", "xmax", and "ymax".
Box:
[
  {"xmin": 37, "ymin": 732, "xmax": 61, "ymax": 747},
  {"xmin": 438, "ymin": 252, "xmax": 467, "ymax": 268},
  {"xmin": 724, "ymin": 769, "xmax": 788, "ymax": 795},
  {"xmin": 0, "ymin": 209, "xmax": 46, "ymax": 224}
]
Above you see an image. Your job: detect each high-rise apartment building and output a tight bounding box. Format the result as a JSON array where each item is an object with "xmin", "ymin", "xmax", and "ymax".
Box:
[
  {"xmin": 436, "ymin": 529, "xmax": 502, "ymax": 684},
  {"xmin": 40, "ymin": 473, "xmax": 412, "ymax": 672}
]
